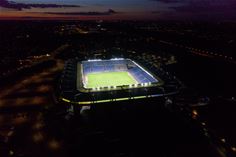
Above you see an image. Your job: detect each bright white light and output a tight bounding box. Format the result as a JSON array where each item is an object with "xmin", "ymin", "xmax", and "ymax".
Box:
[
  {"xmin": 88, "ymin": 59, "xmax": 102, "ymax": 62},
  {"xmin": 110, "ymin": 58, "xmax": 124, "ymax": 60}
]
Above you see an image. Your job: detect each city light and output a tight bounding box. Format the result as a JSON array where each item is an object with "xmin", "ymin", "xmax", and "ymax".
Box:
[
  {"xmin": 32, "ymin": 132, "xmax": 44, "ymax": 143},
  {"xmin": 48, "ymin": 139, "xmax": 61, "ymax": 150}
]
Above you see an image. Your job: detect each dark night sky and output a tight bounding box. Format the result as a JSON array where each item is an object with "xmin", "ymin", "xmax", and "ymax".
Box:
[{"xmin": 0, "ymin": 0, "xmax": 236, "ymax": 20}]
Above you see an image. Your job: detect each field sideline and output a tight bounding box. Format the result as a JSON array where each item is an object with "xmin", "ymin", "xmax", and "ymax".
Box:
[{"xmin": 85, "ymin": 71, "xmax": 137, "ymax": 88}]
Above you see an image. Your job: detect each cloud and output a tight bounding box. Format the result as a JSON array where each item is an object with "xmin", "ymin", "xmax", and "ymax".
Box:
[
  {"xmin": 0, "ymin": 0, "xmax": 80, "ymax": 10},
  {"xmin": 151, "ymin": 0, "xmax": 236, "ymax": 20},
  {"xmin": 172, "ymin": 0, "xmax": 236, "ymax": 12},
  {"xmin": 172, "ymin": 0, "xmax": 236, "ymax": 20},
  {"xmin": 151, "ymin": 0, "xmax": 181, "ymax": 3},
  {"xmin": 44, "ymin": 9, "xmax": 118, "ymax": 16}
]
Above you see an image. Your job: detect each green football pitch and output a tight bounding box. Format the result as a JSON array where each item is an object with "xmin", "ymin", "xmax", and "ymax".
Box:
[{"xmin": 85, "ymin": 71, "xmax": 137, "ymax": 88}]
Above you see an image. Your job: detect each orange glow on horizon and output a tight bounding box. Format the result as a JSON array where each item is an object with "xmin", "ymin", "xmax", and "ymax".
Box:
[{"xmin": 0, "ymin": 11, "xmax": 159, "ymax": 21}]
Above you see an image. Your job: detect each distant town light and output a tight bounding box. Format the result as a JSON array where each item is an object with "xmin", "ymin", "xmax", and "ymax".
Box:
[
  {"xmin": 9, "ymin": 150, "xmax": 14, "ymax": 156},
  {"xmin": 221, "ymin": 138, "xmax": 226, "ymax": 143},
  {"xmin": 231, "ymin": 147, "xmax": 236, "ymax": 152},
  {"xmin": 192, "ymin": 110, "xmax": 198, "ymax": 115},
  {"xmin": 48, "ymin": 139, "xmax": 61, "ymax": 150},
  {"xmin": 33, "ymin": 132, "xmax": 44, "ymax": 143},
  {"xmin": 192, "ymin": 109, "xmax": 198, "ymax": 119}
]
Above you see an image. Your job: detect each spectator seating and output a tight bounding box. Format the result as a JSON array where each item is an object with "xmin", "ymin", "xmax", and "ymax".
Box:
[{"xmin": 82, "ymin": 59, "xmax": 157, "ymax": 84}]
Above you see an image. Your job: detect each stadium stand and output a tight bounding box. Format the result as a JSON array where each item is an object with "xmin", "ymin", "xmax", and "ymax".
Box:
[{"xmin": 82, "ymin": 59, "xmax": 157, "ymax": 84}]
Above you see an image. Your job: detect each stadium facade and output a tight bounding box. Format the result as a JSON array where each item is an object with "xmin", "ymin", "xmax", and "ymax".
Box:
[{"xmin": 59, "ymin": 58, "xmax": 182, "ymax": 105}]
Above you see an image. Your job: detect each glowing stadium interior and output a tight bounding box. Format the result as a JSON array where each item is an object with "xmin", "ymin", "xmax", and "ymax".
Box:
[
  {"xmin": 78, "ymin": 59, "xmax": 162, "ymax": 92},
  {"xmin": 59, "ymin": 58, "xmax": 182, "ymax": 105}
]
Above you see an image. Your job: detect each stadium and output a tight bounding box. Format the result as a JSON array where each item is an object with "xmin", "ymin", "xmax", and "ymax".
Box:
[{"xmin": 59, "ymin": 58, "xmax": 182, "ymax": 105}]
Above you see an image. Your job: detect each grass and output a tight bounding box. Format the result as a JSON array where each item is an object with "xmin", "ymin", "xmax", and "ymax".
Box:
[{"xmin": 85, "ymin": 71, "xmax": 137, "ymax": 88}]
